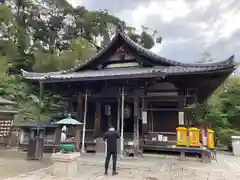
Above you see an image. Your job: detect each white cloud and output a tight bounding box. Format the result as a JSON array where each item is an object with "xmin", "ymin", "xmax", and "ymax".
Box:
[
  {"xmin": 195, "ymin": 1, "xmax": 240, "ymax": 48},
  {"xmin": 122, "ymin": 0, "xmax": 191, "ymax": 29},
  {"xmin": 148, "ymin": 0, "xmax": 191, "ymax": 23},
  {"xmin": 194, "ymin": 0, "xmax": 211, "ymax": 10},
  {"xmin": 67, "ymin": 0, "xmax": 240, "ymax": 61},
  {"xmin": 220, "ymin": 9, "xmax": 240, "ymax": 38},
  {"xmin": 67, "ymin": 0, "xmax": 83, "ymax": 7}
]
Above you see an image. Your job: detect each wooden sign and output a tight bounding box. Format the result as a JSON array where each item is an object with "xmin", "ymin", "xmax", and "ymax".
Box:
[
  {"xmin": 142, "ymin": 111, "xmax": 147, "ymax": 124},
  {"xmin": 105, "ymin": 105, "xmax": 111, "ymax": 116},
  {"xmin": 178, "ymin": 112, "xmax": 184, "ymax": 125}
]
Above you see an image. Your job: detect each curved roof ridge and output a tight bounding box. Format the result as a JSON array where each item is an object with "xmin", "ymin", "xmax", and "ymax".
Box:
[
  {"xmin": 21, "ymin": 32, "xmax": 235, "ymax": 75},
  {"xmin": 61, "ymin": 33, "xmax": 122, "ymax": 74},
  {"xmin": 119, "ymin": 32, "xmax": 187, "ymax": 66},
  {"xmin": 184, "ymin": 54, "xmax": 235, "ymax": 67},
  {"xmin": 119, "ymin": 32, "xmax": 235, "ymax": 68}
]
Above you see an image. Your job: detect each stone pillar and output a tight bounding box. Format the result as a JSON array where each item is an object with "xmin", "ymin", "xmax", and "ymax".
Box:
[
  {"xmin": 94, "ymin": 102, "xmax": 101, "ymax": 137},
  {"xmin": 51, "ymin": 152, "xmax": 80, "ymax": 177}
]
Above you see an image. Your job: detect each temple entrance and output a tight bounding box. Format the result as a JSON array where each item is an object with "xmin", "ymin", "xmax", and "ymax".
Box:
[
  {"xmin": 101, "ymin": 102, "xmax": 118, "ymax": 132},
  {"xmin": 99, "ymin": 101, "xmax": 142, "ymax": 135},
  {"xmin": 100, "ymin": 102, "xmax": 136, "ymax": 134},
  {"xmin": 122, "ymin": 103, "xmax": 134, "ymax": 133}
]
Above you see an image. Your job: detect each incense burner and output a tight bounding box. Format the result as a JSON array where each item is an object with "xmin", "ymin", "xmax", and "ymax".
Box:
[{"xmin": 60, "ymin": 141, "xmax": 76, "ymax": 153}]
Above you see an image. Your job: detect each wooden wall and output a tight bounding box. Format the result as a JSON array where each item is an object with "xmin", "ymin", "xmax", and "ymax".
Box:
[
  {"xmin": 86, "ymin": 102, "xmax": 95, "ymax": 129},
  {"xmin": 151, "ymin": 111, "xmax": 178, "ymax": 132}
]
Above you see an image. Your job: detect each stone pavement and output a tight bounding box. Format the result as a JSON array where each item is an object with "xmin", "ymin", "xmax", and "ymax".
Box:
[
  {"xmin": 2, "ymin": 151, "xmax": 240, "ymax": 180},
  {"xmin": 0, "ymin": 149, "xmax": 52, "ymax": 180}
]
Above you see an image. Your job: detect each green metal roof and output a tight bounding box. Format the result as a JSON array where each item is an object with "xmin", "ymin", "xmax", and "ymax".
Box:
[
  {"xmin": 53, "ymin": 114, "xmax": 83, "ymax": 125},
  {"xmin": 14, "ymin": 121, "xmax": 59, "ymax": 128}
]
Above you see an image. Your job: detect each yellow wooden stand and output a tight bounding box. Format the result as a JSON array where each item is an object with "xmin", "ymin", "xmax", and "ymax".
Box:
[
  {"xmin": 176, "ymin": 127, "xmax": 187, "ymax": 146},
  {"xmin": 188, "ymin": 127, "xmax": 200, "ymax": 147},
  {"xmin": 207, "ymin": 129, "xmax": 215, "ymax": 149}
]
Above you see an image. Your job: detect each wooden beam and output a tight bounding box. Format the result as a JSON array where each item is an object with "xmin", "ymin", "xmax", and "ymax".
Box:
[
  {"xmin": 89, "ymin": 94, "xmax": 180, "ymax": 100},
  {"xmin": 142, "ymin": 108, "xmax": 179, "ymax": 111}
]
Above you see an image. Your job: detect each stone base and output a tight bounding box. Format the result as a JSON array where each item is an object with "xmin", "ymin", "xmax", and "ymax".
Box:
[{"xmin": 51, "ymin": 152, "xmax": 80, "ymax": 177}]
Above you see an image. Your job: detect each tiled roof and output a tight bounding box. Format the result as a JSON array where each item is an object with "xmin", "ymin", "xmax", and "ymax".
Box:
[
  {"xmin": 21, "ymin": 31, "xmax": 236, "ymax": 80},
  {"xmin": 22, "ymin": 65, "xmax": 234, "ymax": 81},
  {"xmin": 61, "ymin": 32, "xmax": 235, "ymax": 73}
]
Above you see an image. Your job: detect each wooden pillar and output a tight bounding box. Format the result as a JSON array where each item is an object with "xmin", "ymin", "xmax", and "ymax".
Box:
[
  {"xmin": 117, "ymin": 98, "xmax": 120, "ymax": 131},
  {"xmin": 81, "ymin": 89, "xmax": 89, "ymax": 153},
  {"xmin": 133, "ymin": 95, "xmax": 140, "ymax": 156},
  {"xmin": 120, "ymin": 87, "xmax": 125, "ymax": 159},
  {"xmin": 53, "ymin": 127, "xmax": 61, "ymax": 153},
  {"xmin": 77, "ymin": 93, "xmax": 83, "ymax": 121},
  {"xmin": 75, "ymin": 126, "xmax": 81, "ymax": 152},
  {"xmin": 75, "ymin": 93, "xmax": 83, "ymax": 152},
  {"xmin": 148, "ymin": 102, "xmax": 154, "ymax": 132},
  {"xmin": 68, "ymin": 99, "xmax": 74, "ymax": 115},
  {"xmin": 178, "ymin": 90, "xmax": 185, "ymax": 126},
  {"xmin": 7, "ymin": 125, "xmax": 13, "ymax": 147},
  {"xmin": 94, "ymin": 102, "xmax": 101, "ymax": 137}
]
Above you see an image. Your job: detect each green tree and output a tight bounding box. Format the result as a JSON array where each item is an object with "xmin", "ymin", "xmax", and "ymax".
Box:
[{"xmin": 0, "ymin": 1, "xmax": 160, "ymax": 125}]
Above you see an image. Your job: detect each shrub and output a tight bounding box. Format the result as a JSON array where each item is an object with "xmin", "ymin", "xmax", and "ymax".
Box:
[{"xmin": 216, "ymin": 128, "xmax": 240, "ymax": 150}]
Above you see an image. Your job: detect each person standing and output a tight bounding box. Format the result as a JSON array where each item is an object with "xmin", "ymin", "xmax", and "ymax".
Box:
[{"xmin": 103, "ymin": 125, "xmax": 120, "ymax": 176}]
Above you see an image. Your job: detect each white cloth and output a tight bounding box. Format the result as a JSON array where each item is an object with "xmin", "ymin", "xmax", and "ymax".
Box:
[
  {"xmin": 61, "ymin": 132, "xmax": 66, "ymax": 142},
  {"xmin": 62, "ymin": 125, "xmax": 67, "ymax": 132}
]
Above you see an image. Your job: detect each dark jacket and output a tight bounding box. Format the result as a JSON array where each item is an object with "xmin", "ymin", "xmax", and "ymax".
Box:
[{"xmin": 103, "ymin": 128, "xmax": 120, "ymax": 153}]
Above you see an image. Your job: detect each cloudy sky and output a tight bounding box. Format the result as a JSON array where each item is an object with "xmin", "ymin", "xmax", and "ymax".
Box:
[{"xmin": 67, "ymin": 0, "xmax": 240, "ymax": 63}]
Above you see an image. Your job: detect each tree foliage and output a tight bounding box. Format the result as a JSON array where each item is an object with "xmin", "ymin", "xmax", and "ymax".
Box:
[
  {"xmin": 187, "ymin": 53, "xmax": 240, "ymax": 147},
  {"xmin": 0, "ymin": 1, "xmax": 160, "ymax": 123}
]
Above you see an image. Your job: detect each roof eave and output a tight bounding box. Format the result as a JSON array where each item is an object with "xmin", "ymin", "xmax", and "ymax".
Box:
[{"xmin": 21, "ymin": 65, "xmax": 235, "ymax": 83}]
